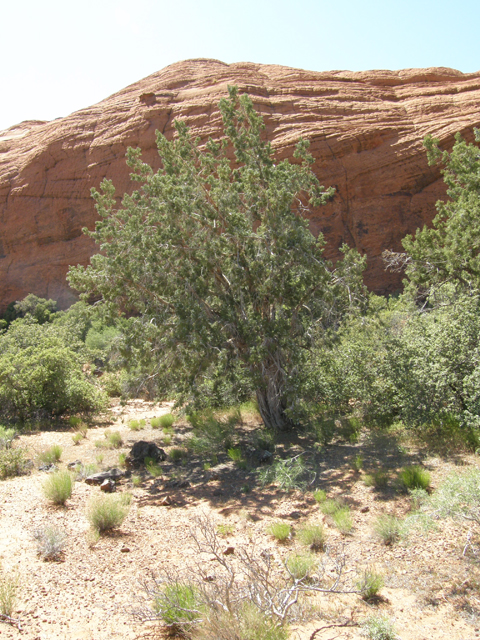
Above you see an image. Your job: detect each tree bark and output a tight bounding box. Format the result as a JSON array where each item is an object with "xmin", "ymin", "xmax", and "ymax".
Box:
[{"xmin": 255, "ymin": 377, "xmax": 294, "ymax": 432}]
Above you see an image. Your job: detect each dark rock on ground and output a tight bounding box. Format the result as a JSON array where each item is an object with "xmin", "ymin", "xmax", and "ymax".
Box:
[{"xmin": 125, "ymin": 441, "xmax": 166, "ymax": 468}]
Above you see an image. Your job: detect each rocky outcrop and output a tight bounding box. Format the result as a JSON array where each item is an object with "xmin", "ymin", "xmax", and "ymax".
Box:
[{"xmin": 1, "ymin": 59, "xmax": 480, "ymax": 310}]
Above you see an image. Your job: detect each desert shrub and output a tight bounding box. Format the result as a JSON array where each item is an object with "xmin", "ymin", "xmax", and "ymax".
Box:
[
  {"xmin": 42, "ymin": 470, "xmax": 73, "ymax": 505},
  {"xmin": 152, "ymin": 413, "xmax": 175, "ymax": 430},
  {"xmin": 154, "ymin": 582, "xmax": 203, "ymax": 631},
  {"xmin": 297, "ymin": 523, "xmax": 326, "ymax": 551},
  {"xmin": 97, "ymin": 431, "xmax": 122, "ymax": 449},
  {"xmin": 118, "ymin": 452, "xmax": 126, "ymax": 467},
  {"xmin": 34, "ymin": 526, "xmax": 67, "ymax": 561},
  {"xmin": 320, "ymin": 498, "xmax": 343, "ymax": 515},
  {"xmin": 374, "ymin": 515, "xmax": 402, "ymax": 545},
  {"xmin": 217, "ymin": 523, "xmax": 235, "ymax": 537},
  {"xmin": 0, "ymin": 568, "xmax": 19, "ymax": 617},
  {"xmin": 258, "ymin": 456, "xmax": 308, "ymax": 492},
  {"xmin": 0, "ymin": 317, "xmax": 107, "ymax": 419},
  {"xmin": 194, "ymin": 603, "xmax": 288, "ymax": 640},
  {"xmin": 100, "ymin": 370, "xmax": 127, "ymax": 397},
  {"xmin": 87, "ymin": 494, "xmax": 130, "ymax": 533},
  {"xmin": 118, "ymin": 491, "xmax": 133, "ymax": 506},
  {"xmin": 332, "ymin": 507, "xmax": 353, "ymax": 534},
  {"xmin": 352, "ymin": 453, "xmax": 364, "ymax": 471},
  {"xmin": 357, "ymin": 567, "xmax": 384, "ymax": 600},
  {"xmin": 0, "ymin": 426, "xmax": 16, "ymax": 449},
  {"xmin": 285, "ymin": 552, "xmax": 316, "ymax": 580},
  {"xmin": 363, "ymin": 470, "xmax": 389, "ymax": 488},
  {"xmin": 186, "ymin": 409, "xmax": 239, "ymax": 454},
  {"xmin": 425, "ymin": 468, "xmax": 480, "ymax": 527},
  {"xmin": 129, "ymin": 419, "xmax": 141, "ymax": 431},
  {"xmin": 132, "ymin": 475, "xmax": 142, "ymax": 487},
  {"xmin": 39, "ymin": 445, "xmax": 62, "ymax": 465},
  {"xmin": 74, "ymin": 462, "xmax": 97, "ymax": 480},
  {"xmin": 266, "ymin": 522, "xmax": 291, "ymax": 542},
  {"xmin": 0, "ymin": 447, "xmax": 28, "ymax": 479},
  {"xmin": 361, "ymin": 613, "xmax": 398, "ymax": 640},
  {"xmin": 145, "ymin": 457, "xmax": 163, "ymax": 477},
  {"xmin": 72, "ymin": 432, "xmax": 83, "ymax": 445},
  {"xmin": 398, "ymin": 465, "xmax": 430, "ymax": 491},
  {"xmin": 313, "ymin": 489, "xmax": 327, "ymax": 503},
  {"xmin": 163, "ymin": 434, "xmax": 172, "ymax": 445},
  {"xmin": 169, "ymin": 448, "xmax": 187, "ymax": 464}
]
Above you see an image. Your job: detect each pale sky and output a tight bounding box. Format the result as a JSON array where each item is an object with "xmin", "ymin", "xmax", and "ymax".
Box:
[{"xmin": 1, "ymin": 0, "xmax": 479, "ymax": 132}]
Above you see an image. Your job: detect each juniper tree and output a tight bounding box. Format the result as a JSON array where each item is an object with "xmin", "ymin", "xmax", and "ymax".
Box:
[{"xmin": 68, "ymin": 87, "xmax": 365, "ymax": 431}]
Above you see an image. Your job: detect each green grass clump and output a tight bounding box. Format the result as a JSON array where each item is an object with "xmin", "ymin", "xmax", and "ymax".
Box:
[
  {"xmin": 319, "ymin": 498, "xmax": 343, "ymax": 515},
  {"xmin": 118, "ymin": 452, "xmax": 127, "ymax": 467},
  {"xmin": 374, "ymin": 514, "xmax": 402, "ymax": 545},
  {"xmin": 357, "ymin": 567, "xmax": 384, "ymax": 600},
  {"xmin": 363, "ymin": 470, "xmax": 389, "ymax": 488},
  {"xmin": 398, "ymin": 465, "xmax": 431, "ymax": 491},
  {"xmin": 352, "ymin": 454, "xmax": 364, "ymax": 471},
  {"xmin": 69, "ymin": 416, "xmax": 82, "ymax": 428},
  {"xmin": 132, "ymin": 475, "xmax": 142, "ymax": 487},
  {"xmin": 39, "ymin": 445, "xmax": 62, "ymax": 465},
  {"xmin": 286, "ymin": 552, "xmax": 317, "ymax": 580},
  {"xmin": 145, "ymin": 457, "xmax": 163, "ymax": 477},
  {"xmin": 266, "ymin": 522, "xmax": 291, "ymax": 542},
  {"xmin": 42, "ymin": 470, "xmax": 74, "ymax": 505},
  {"xmin": 0, "ymin": 426, "xmax": 16, "ymax": 449},
  {"xmin": 297, "ymin": 523, "xmax": 326, "ymax": 551},
  {"xmin": 258, "ymin": 456, "xmax": 306, "ymax": 492},
  {"xmin": 97, "ymin": 431, "xmax": 123, "ymax": 449},
  {"xmin": 154, "ymin": 582, "xmax": 202, "ymax": 631},
  {"xmin": 361, "ymin": 613, "xmax": 398, "ymax": 640},
  {"xmin": 313, "ymin": 489, "xmax": 327, "ymax": 504},
  {"xmin": 169, "ymin": 448, "xmax": 187, "ymax": 464},
  {"xmin": 34, "ymin": 526, "xmax": 67, "ymax": 561},
  {"xmin": 332, "ymin": 507, "xmax": 353, "ymax": 534},
  {"xmin": 72, "ymin": 432, "xmax": 83, "ymax": 445},
  {"xmin": 227, "ymin": 447, "xmax": 242, "ymax": 462},
  {"xmin": 0, "ymin": 569, "xmax": 19, "ymax": 617},
  {"xmin": 0, "ymin": 448, "xmax": 28, "ymax": 479},
  {"xmin": 129, "ymin": 419, "xmax": 141, "ymax": 431},
  {"xmin": 163, "ymin": 434, "xmax": 172, "ymax": 445},
  {"xmin": 87, "ymin": 494, "xmax": 130, "ymax": 533},
  {"xmin": 152, "ymin": 413, "xmax": 175, "ymax": 430},
  {"xmin": 217, "ymin": 523, "xmax": 234, "ymax": 536}
]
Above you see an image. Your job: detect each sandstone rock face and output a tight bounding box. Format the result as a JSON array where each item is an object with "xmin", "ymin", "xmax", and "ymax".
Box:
[{"xmin": 1, "ymin": 59, "xmax": 480, "ymax": 310}]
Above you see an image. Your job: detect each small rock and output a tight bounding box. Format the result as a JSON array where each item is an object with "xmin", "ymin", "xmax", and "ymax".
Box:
[
  {"xmin": 159, "ymin": 495, "xmax": 172, "ymax": 506},
  {"xmin": 100, "ymin": 479, "xmax": 116, "ymax": 493},
  {"xmin": 125, "ymin": 441, "xmax": 166, "ymax": 469},
  {"xmin": 39, "ymin": 463, "xmax": 57, "ymax": 473},
  {"xmin": 120, "ymin": 545, "xmax": 130, "ymax": 553},
  {"xmin": 85, "ymin": 468, "xmax": 124, "ymax": 485},
  {"xmin": 67, "ymin": 460, "xmax": 82, "ymax": 469},
  {"xmin": 360, "ymin": 506, "xmax": 370, "ymax": 513},
  {"xmin": 223, "ymin": 546, "xmax": 235, "ymax": 555}
]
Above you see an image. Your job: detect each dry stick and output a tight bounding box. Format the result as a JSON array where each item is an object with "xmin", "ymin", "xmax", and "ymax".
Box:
[
  {"xmin": 0, "ymin": 613, "xmax": 22, "ymax": 631},
  {"xmin": 309, "ymin": 621, "xmax": 357, "ymax": 640}
]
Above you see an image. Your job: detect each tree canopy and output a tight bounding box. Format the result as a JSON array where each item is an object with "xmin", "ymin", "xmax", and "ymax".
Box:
[{"xmin": 68, "ymin": 87, "xmax": 365, "ymax": 431}]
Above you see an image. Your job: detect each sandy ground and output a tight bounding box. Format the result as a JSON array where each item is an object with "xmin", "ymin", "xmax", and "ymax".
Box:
[{"xmin": 0, "ymin": 400, "xmax": 479, "ymax": 639}]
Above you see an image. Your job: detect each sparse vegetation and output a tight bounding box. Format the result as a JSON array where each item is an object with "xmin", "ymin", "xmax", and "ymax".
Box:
[
  {"xmin": 258, "ymin": 456, "xmax": 307, "ymax": 492},
  {"xmin": 87, "ymin": 494, "xmax": 131, "ymax": 533},
  {"xmin": 297, "ymin": 523, "xmax": 326, "ymax": 551},
  {"xmin": 132, "ymin": 475, "xmax": 142, "ymax": 487},
  {"xmin": 357, "ymin": 567, "xmax": 384, "ymax": 600},
  {"xmin": 0, "ymin": 568, "xmax": 19, "ymax": 617},
  {"xmin": 0, "ymin": 426, "xmax": 16, "ymax": 449},
  {"xmin": 364, "ymin": 470, "xmax": 389, "ymax": 488},
  {"xmin": 332, "ymin": 507, "xmax": 353, "ymax": 534},
  {"xmin": 374, "ymin": 515, "xmax": 402, "ymax": 545},
  {"xmin": 152, "ymin": 413, "xmax": 175, "ymax": 430},
  {"xmin": 217, "ymin": 523, "xmax": 234, "ymax": 537},
  {"xmin": 72, "ymin": 431, "xmax": 83, "ymax": 445},
  {"xmin": 313, "ymin": 489, "xmax": 327, "ymax": 503},
  {"xmin": 285, "ymin": 552, "xmax": 316, "ymax": 580},
  {"xmin": 34, "ymin": 525, "xmax": 67, "ymax": 561},
  {"xmin": 267, "ymin": 522, "xmax": 291, "ymax": 542},
  {"xmin": 398, "ymin": 465, "xmax": 431, "ymax": 491},
  {"xmin": 42, "ymin": 470, "xmax": 74, "ymax": 505},
  {"xmin": 361, "ymin": 613, "xmax": 398, "ymax": 640},
  {"xmin": 39, "ymin": 444, "xmax": 62, "ymax": 465},
  {"xmin": 0, "ymin": 447, "xmax": 28, "ymax": 479}
]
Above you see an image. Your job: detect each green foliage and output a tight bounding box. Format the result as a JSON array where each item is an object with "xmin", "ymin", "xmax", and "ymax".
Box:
[
  {"xmin": 151, "ymin": 413, "xmax": 174, "ymax": 429},
  {"xmin": 373, "ymin": 515, "xmax": 402, "ymax": 545},
  {"xmin": 13, "ymin": 294, "xmax": 58, "ymax": 325},
  {"xmin": 258, "ymin": 456, "xmax": 307, "ymax": 492},
  {"xmin": 267, "ymin": 522, "xmax": 291, "ymax": 542},
  {"xmin": 313, "ymin": 489, "xmax": 327, "ymax": 504},
  {"xmin": 0, "ymin": 426, "xmax": 16, "ymax": 449},
  {"xmin": 0, "ymin": 316, "xmax": 106, "ymax": 420},
  {"xmin": 129, "ymin": 419, "xmax": 141, "ymax": 431},
  {"xmin": 363, "ymin": 470, "xmax": 389, "ymax": 489},
  {"xmin": 154, "ymin": 582, "xmax": 203, "ymax": 630},
  {"xmin": 187, "ymin": 409, "xmax": 237, "ymax": 454},
  {"xmin": 42, "ymin": 470, "xmax": 73, "ymax": 505},
  {"xmin": 34, "ymin": 526, "xmax": 67, "ymax": 561},
  {"xmin": 39, "ymin": 445, "xmax": 62, "ymax": 464},
  {"xmin": 87, "ymin": 494, "xmax": 130, "ymax": 533},
  {"xmin": 97, "ymin": 431, "xmax": 123, "ymax": 449},
  {"xmin": 68, "ymin": 86, "xmax": 365, "ymax": 432},
  {"xmin": 319, "ymin": 498, "xmax": 343, "ymax": 515},
  {"xmin": 0, "ymin": 448, "xmax": 28, "ymax": 479},
  {"xmin": 118, "ymin": 452, "xmax": 127, "ymax": 467},
  {"xmin": 285, "ymin": 552, "xmax": 316, "ymax": 580},
  {"xmin": 195, "ymin": 603, "xmax": 288, "ymax": 640},
  {"xmin": 0, "ymin": 569, "xmax": 19, "ymax": 617},
  {"xmin": 398, "ymin": 465, "xmax": 430, "ymax": 491},
  {"xmin": 132, "ymin": 475, "xmax": 142, "ymax": 487},
  {"xmin": 72, "ymin": 431, "xmax": 83, "ymax": 445},
  {"xmin": 145, "ymin": 457, "xmax": 163, "ymax": 477},
  {"xmin": 426, "ymin": 468, "xmax": 480, "ymax": 527},
  {"xmin": 297, "ymin": 523, "xmax": 326, "ymax": 551},
  {"xmin": 217, "ymin": 523, "xmax": 235, "ymax": 536},
  {"xmin": 332, "ymin": 507, "xmax": 353, "ymax": 534},
  {"xmin": 357, "ymin": 567, "xmax": 384, "ymax": 600},
  {"xmin": 169, "ymin": 448, "xmax": 187, "ymax": 464},
  {"xmin": 361, "ymin": 613, "xmax": 398, "ymax": 640},
  {"xmin": 352, "ymin": 454, "xmax": 364, "ymax": 471}
]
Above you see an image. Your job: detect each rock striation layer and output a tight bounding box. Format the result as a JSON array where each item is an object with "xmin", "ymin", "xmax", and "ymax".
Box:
[{"xmin": 1, "ymin": 59, "xmax": 480, "ymax": 310}]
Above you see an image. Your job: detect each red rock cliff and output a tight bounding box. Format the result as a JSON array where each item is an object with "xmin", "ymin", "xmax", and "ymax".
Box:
[{"xmin": 1, "ymin": 59, "xmax": 479, "ymax": 310}]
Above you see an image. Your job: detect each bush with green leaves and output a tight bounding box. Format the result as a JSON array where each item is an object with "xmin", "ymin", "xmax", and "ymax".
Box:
[
  {"xmin": 0, "ymin": 447, "xmax": 28, "ymax": 479},
  {"xmin": 373, "ymin": 515, "xmax": 402, "ymax": 545},
  {"xmin": 34, "ymin": 526, "xmax": 67, "ymax": 561},
  {"xmin": 87, "ymin": 494, "xmax": 131, "ymax": 533},
  {"xmin": 151, "ymin": 413, "xmax": 175, "ymax": 430},
  {"xmin": 0, "ymin": 426, "xmax": 16, "ymax": 449},
  {"xmin": 42, "ymin": 470, "xmax": 73, "ymax": 505},
  {"xmin": 361, "ymin": 613, "xmax": 398, "ymax": 640},
  {"xmin": 398, "ymin": 465, "xmax": 430, "ymax": 491},
  {"xmin": 0, "ymin": 316, "xmax": 106, "ymax": 420},
  {"xmin": 258, "ymin": 456, "xmax": 308, "ymax": 492},
  {"xmin": 266, "ymin": 522, "xmax": 291, "ymax": 542},
  {"xmin": 356, "ymin": 567, "xmax": 384, "ymax": 600},
  {"xmin": 297, "ymin": 523, "xmax": 326, "ymax": 551}
]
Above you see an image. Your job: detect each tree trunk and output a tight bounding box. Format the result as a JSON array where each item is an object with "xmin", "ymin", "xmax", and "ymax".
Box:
[{"xmin": 256, "ymin": 384, "xmax": 294, "ymax": 432}]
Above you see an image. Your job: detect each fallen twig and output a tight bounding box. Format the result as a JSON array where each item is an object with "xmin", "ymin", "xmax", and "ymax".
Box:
[{"xmin": 0, "ymin": 613, "xmax": 22, "ymax": 631}]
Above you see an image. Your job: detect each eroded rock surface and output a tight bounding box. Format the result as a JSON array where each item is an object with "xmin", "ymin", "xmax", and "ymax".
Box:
[{"xmin": 1, "ymin": 58, "xmax": 480, "ymax": 309}]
